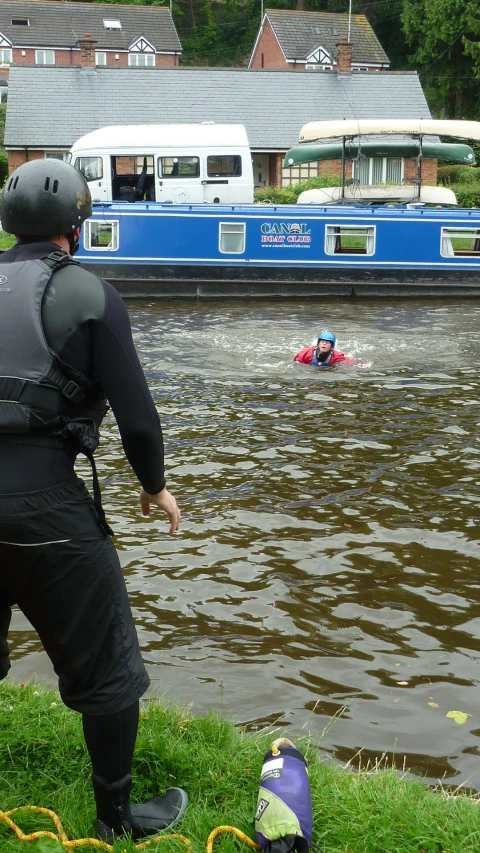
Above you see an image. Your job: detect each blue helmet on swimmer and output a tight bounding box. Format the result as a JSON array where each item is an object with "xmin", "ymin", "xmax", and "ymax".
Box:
[{"xmin": 317, "ymin": 330, "xmax": 336, "ymax": 347}]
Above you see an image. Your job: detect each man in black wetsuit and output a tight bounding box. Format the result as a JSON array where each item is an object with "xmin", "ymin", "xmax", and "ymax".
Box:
[{"xmin": 0, "ymin": 159, "xmax": 188, "ymax": 842}]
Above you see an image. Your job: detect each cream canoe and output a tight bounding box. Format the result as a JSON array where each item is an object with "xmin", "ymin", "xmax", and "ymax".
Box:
[{"xmin": 298, "ymin": 119, "xmax": 480, "ymax": 143}]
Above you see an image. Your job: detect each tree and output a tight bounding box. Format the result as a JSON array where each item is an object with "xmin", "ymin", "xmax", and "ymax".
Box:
[{"xmin": 402, "ymin": 0, "xmax": 480, "ymax": 118}]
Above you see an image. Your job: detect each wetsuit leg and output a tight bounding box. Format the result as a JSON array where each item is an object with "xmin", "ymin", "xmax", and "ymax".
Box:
[
  {"xmin": 0, "ymin": 479, "xmax": 149, "ymax": 715},
  {"xmin": 0, "ymin": 595, "xmax": 12, "ymax": 680},
  {"xmin": 82, "ymin": 701, "xmax": 139, "ymax": 782}
]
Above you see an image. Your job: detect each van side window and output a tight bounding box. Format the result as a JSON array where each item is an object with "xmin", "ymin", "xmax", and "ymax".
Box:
[
  {"xmin": 207, "ymin": 156, "xmax": 242, "ymax": 177},
  {"xmin": 159, "ymin": 157, "xmax": 200, "ymax": 178},
  {"xmin": 75, "ymin": 156, "xmax": 103, "ymax": 181}
]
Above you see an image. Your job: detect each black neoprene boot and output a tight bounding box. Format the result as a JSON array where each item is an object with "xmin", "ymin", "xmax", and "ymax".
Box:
[{"xmin": 92, "ymin": 773, "xmax": 188, "ymax": 843}]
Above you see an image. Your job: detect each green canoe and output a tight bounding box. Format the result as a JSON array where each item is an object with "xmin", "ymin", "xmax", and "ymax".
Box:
[{"xmin": 283, "ymin": 140, "xmax": 476, "ymax": 167}]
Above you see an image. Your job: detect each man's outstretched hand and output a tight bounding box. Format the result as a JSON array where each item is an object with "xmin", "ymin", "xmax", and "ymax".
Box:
[{"xmin": 139, "ymin": 487, "xmax": 181, "ymax": 535}]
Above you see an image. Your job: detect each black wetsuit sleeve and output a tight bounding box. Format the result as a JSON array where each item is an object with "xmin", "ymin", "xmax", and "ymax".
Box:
[{"xmin": 90, "ymin": 283, "xmax": 166, "ymax": 495}]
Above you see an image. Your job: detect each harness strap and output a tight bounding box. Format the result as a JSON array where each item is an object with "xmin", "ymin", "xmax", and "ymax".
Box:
[{"xmin": 82, "ymin": 448, "xmax": 114, "ymax": 537}]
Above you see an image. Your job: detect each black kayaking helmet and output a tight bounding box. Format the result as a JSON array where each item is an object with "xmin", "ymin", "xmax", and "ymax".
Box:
[{"xmin": 0, "ymin": 159, "xmax": 92, "ymax": 237}]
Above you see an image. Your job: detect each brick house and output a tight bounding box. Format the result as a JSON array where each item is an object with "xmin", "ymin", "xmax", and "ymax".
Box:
[
  {"xmin": 3, "ymin": 58, "xmax": 436, "ymax": 188},
  {"xmin": 249, "ymin": 10, "xmax": 389, "ymax": 72},
  {"xmin": 0, "ymin": 0, "xmax": 182, "ymax": 91}
]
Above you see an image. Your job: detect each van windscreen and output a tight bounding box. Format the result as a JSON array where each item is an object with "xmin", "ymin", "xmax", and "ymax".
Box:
[{"xmin": 75, "ymin": 156, "xmax": 103, "ymax": 181}]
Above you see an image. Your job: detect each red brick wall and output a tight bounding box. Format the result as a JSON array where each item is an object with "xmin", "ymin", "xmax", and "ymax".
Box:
[
  {"xmin": 250, "ymin": 20, "xmax": 288, "ymax": 69},
  {"xmin": 9, "ymin": 47, "xmax": 177, "ymax": 67},
  {"xmin": 8, "ymin": 149, "xmax": 43, "ymax": 174}
]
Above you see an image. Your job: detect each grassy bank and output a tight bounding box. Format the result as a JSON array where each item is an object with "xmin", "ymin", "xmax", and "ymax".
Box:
[{"xmin": 1, "ymin": 684, "xmax": 480, "ymax": 852}]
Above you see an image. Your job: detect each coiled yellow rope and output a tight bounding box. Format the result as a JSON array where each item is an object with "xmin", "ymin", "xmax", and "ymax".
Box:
[{"xmin": 0, "ymin": 806, "xmax": 261, "ymax": 853}]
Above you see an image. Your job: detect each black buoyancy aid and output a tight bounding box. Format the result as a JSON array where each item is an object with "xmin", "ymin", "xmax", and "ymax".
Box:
[{"xmin": 0, "ymin": 251, "xmax": 112, "ymax": 534}]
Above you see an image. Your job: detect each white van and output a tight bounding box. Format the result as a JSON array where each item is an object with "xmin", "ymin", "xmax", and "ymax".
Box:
[{"xmin": 67, "ymin": 123, "xmax": 254, "ymax": 204}]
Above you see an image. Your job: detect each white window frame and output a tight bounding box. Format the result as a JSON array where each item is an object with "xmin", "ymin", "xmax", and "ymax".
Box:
[
  {"xmin": 95, "ymin": 51, "xmax": 107, "ymax": 66},
  {"xmin": 352, "ymin": 157, "xmax": 404, "ymax": 186},
  {"xmin": 282, "ymin": 162, "xmax": 318, "ymax": 187},
  {"xmin": 0, "ymin": 48, "xmax": 12, "ymax": 65},
  {"xmin": 440, "ymin": 227, "xmax": 480, "ymax": 258},
  {"xmin": 325, "ymin": 224, "xmax": 376, "ymax": 257},
  {"xmin": 103, "ymin": 19, "xmax": 122, "ymax": 30},
  {"xmin": 84, "ymin": 220, "xmax": 119, "ymax": 252},
  {"xmin": 128, "ymin": 52, "xmax": 155, "ymax": 67},
  {"xmin": 35, "ymin": 49, "xmax": 55, "ymax": 65},
  {"xmin": 44, "ymin": 151, "xmax": 67, "ymax": 161},
  {"xmin": 219, "ymin": 222, "xmax": 246, "ymax": 254}
]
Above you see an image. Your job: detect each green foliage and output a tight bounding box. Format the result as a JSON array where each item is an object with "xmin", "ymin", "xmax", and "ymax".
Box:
[
  {"xmin": 438, "ymin": 164, "xmax": 480, "ymax": 185},
  {"xmin": 3, "ymin": 683, "xmax": 480, "ymax": 852},
  {"xmin": 255, "ymin": 173, "xmax": 341, "ymax": 204},
  {"xmin": 401, "ymin": 0, "xmax": 480, "ymax": 118},
  {"xmin": 0, "ymin": 231, "xmax": 14, "ymax": 250},
  {"xmin": 452, "ymin": 185, "xmax": 480, "ymax": 208}
]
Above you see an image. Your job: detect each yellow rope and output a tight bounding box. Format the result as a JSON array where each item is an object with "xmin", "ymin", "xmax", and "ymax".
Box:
[{"xmin": 0, "ymin": 806, "xmax": 260, "ymax": 853}]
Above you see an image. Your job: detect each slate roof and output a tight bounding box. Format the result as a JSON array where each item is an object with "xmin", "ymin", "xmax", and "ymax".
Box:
[
  {"xmin": 263, "ymin": 10, "xmax": 389, "ymax": 65},
  {"xmin": 4, "ymin": 66, "xmax": 431, "ymax": 151},
  {"xmin": 0, "ymin": 0, "xmax": 181, "ymax": 53}
]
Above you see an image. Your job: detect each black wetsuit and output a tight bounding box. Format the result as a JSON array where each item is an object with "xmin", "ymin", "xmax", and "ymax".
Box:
[{"xmin": 0, "ymin": 240, "xmax": 166, "ymax": 784}]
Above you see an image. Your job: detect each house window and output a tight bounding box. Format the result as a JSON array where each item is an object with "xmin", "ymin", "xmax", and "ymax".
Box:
[
  {"xmin": 11, "ymin": 17, "xmax": 29, "ymax": 26},
  {"xmin": 0, "ymin": 49, "xmax": 12, "ymax": 65},
  {"xmin": 219, "ymin": 222, "xmax": 245, "ymax": 254},
  {"xmin": 326, "ymin": 25, "xmax": 338, "ymax": 35},
  {"xmin": 310, "ymin": 26, "xmax": 321, "ymax": 34},
  {"xmin": 441, "ymin": 228, "xmax": 480, "ymax": 258},
  {"xmin": 95, "ymin": 52, "xmax": 107, "ymax": 66},
  {"xmin": 128, "ymin": 53, "xmax": 155, "ymax": 66},
  {"xmin": 85, "ymin": 221, "xmax": 119, "ymax": 252},
  {"xmin": 45, "ymin": 152, "xmax": 67, "ymax": 161},
  {"xmin": 353, "ymin": 157, "xmax": 403, "ymax": 185},
  {"xmin": 306, "ymin": 64, "xmax": 333, "ymax": 71},
  {"xmin": 35, "ymin": 49, "xmax": 55, "ymax": 65},
  {"xmin": 325, "ymin": 225, "xmax": 375, "ymax": 256},
  {"xmin": 282, "ymin": 162, "xmax": 318, "ymax": 187},
  {"xmin": 103, "ymin": 19, "xmax": 122, "ymax": 30},
  {"xmin": 207, "ymin": 156, "xmax": 242, "ymax": 177},
  {"xmin": 159, "ymin": 157, "xmax": 199, "ymax": 178}
]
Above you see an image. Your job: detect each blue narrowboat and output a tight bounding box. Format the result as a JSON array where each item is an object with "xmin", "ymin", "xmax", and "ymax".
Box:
[{"xmin": 76, "ymin": 201, "xmax": 480, "ymax": 298}]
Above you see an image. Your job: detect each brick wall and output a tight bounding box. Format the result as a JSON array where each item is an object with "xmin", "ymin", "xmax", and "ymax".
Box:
[
  {"xmin": 8, "ymin": 149, "xmax": 43, "ymax": 174},
  {"xmin": 250, "ymin": 20, "xmax": 288, "ymax": 69},
  {"xmin": 8, "ymin": 46, "xmax": 177, "ymax": 67}
]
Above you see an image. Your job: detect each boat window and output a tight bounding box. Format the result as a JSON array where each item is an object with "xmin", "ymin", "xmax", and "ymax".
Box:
[
  {"xmin": 159, "ymin": 157, "xmax": 200, "ymax": 178},
  {"xmin": 441, "ymin": 228, "xmax": 480, "ymax": 257},
  {"xmin": 84, "ymin": 221, "xmax": 119, "ymax": 252},
  {"xmin": 75, "ymin": 156, "xmax": 103, "ymax": 181},
  {"xmin": 219, "ymin": 222, "xmax": 245, "ymax": 254},
  {"xmin": 207, "ymin": 156, "xmax": 242, "ymax": 178},
  {"xmin": 325, "ymin": 225, "xmax": 375, "ymax": 256}
]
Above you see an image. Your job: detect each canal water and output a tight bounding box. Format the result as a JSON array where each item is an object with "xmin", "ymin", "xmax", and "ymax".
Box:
[{"xmin": 8, "ymin": 297, "xmax": 480, "ymax": 789}]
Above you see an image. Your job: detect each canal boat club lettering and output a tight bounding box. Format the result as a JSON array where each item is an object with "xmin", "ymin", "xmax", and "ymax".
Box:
[{"xmin": 261, "ymin": 222, "xmax": 311, "ymax": 245}]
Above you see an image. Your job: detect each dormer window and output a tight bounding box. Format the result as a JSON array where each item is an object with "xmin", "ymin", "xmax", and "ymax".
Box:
[
  {"xmin": 11, "ymin": 17, "xmax": 29, "ymax": 26},
  {"xmin": 326, "ymin": 25, "xmax": 338, "ymax": 35},
  {"xmin": 103, "ymin": 19, "xmax": 122, "ymax": 30}
]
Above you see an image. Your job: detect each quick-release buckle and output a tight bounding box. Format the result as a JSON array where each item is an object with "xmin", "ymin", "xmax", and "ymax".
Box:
[{"xmin": 62, "ymin": 381, "xmax": 85, "ymax": 404}]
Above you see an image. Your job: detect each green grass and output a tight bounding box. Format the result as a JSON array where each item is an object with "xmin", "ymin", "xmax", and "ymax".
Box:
[
  {"xmin": 1, "ymin": 684, "xmax": 480, "ymax": 852},
  {"xmin": 0, "ymin": 230, "xmax": 15, "ymax": 251}
]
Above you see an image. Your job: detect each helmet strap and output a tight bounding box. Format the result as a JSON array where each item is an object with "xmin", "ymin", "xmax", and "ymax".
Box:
[{"xmin": 68, "ymin": 231, "xmax": 80, "ymax": 255}]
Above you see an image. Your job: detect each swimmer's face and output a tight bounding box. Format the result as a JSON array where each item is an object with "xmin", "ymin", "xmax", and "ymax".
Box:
[{"xmin": 318, "ymin": 340, "xmax": 333, "ymax": 353}]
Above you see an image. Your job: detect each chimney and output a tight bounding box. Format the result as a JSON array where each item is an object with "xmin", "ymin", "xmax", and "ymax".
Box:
[
  {"xmin": 336, "ymin": 37, "xmax": 353, "ymax": 73},
  {"xmin": 78, "ymin": 33, "xmax": 97, "ymax": 68}
]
